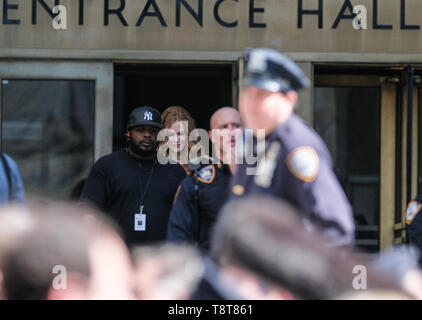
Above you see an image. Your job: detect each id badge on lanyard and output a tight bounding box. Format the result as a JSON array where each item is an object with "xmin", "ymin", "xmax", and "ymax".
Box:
[
  {"xmin": 134, "ymin": 206, "xmax": 146, "ymax": 231},
  {"xmin": 134, "ymin": 160, "xmax": 156, "ymax": 232}
]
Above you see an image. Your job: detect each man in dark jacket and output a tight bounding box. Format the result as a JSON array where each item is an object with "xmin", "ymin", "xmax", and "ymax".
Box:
[
  {"xmin": 231, "ymin": 48, "xmax": 355, "ymax": 247},
  {"xmin": 81, "ymin": 106, "xmax": 186, "ymax": 247}
]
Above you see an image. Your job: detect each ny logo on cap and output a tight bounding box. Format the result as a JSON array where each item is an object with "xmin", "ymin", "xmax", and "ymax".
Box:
[{"xmin": 144, "ymin": 111, "xmax": 153, "ymax": 121}]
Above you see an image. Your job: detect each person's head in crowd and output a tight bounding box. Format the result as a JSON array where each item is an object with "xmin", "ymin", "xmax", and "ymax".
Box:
[
  {"xmin": 337, "ymin": 290, "xmax": 413, "ymax": 300},
  {"xmin": 126, "ymin": 106, "xmax": 163, "ymax": 160},
  {"xmin": 1, "ymin": 202, "xmax": 135, "ymax": 300},
  {"xmin": 0, "ymin": 205, "xmax": 33, "ymax": 299},
  {"xmin": 209, "ymin": 196, "xmax": 404, "ymax": 300},
  {"xmin": 160, "ymin": 106, "xmax": 197, "ymax": 171},
  {"xmin": 132, "ymin": 243, "xmax": 204, "ymax": 300},
  {"xmin": 371, "ymin": 245, "xmax": 422, "ymax": 300},
  {"xmin": 209, "ymin": 107, "xmax": 243, "ymax": 172}
]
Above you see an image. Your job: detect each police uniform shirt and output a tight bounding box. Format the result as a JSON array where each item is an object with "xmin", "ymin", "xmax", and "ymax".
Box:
[
  {"xmin": 167, "ymin": 162, "xmax": 231, "ymax": 251},
  {"xmin": 81, "ymin": 149, "xmax": 186, "ymax": 246},
  {"xmin": 406, "ymin": 194, "xmax": 422, "ymax": 256},
  {"xmin": 231, "ymin": 114, "xmax": 355, "ymax": 247}
]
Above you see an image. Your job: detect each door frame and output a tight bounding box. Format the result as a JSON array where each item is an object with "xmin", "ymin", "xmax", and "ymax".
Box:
[
  {"xmin": 0, "ymin": 60, "xmax": 113, "ymax": 161},
  {"xmin": 315, "ymin": 74, "xmax": 397, "ymax": 250}
]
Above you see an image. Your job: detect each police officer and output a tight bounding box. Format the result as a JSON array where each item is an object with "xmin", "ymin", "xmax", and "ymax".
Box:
[
  {"xmin": 231, "ymin": 48, "xmax": 355, "ymax": 247},
  {"xmin": 167, "ymin": 107, "xmax": 243, "ymax": 251},
  {"xmin": 81, "ymin": 106, "xmax": 186, "ymax": 247},
  {"xmin": 406, "ymin": 195, "xmax": 422, "ymax": 265}
]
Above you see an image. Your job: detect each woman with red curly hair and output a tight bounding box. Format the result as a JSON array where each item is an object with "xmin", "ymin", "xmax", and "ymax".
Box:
[{"xmin": 160, "ymin": 106, "xmax": 197, "ymax": 173}]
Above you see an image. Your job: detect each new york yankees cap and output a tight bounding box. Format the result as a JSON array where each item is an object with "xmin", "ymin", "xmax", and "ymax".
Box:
[{"xmin": 127, "ymin": 106, "xmax": 164, "ymax": 130}]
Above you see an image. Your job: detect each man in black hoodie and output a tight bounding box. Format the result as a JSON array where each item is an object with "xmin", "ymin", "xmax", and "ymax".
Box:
[{"xmin": 81, "ymin": 106, "xmax": 186, "ymax": 247}]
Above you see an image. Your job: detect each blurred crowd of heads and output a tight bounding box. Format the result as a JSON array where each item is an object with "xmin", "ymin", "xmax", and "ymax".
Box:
[{"xmin": 0, "ymin": 196, "xmax": 421, "ymax": 300}]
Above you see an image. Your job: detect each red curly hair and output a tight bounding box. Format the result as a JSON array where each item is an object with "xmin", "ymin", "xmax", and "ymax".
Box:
[{"xmin": 161, "ymin": 106, "xmax": 198, "ymax": 172}]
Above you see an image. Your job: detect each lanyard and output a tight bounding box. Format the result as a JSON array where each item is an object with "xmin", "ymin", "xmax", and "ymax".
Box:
[{"xmin": 138, "ymin": 159, "xmax": 157, "ymax": 214}]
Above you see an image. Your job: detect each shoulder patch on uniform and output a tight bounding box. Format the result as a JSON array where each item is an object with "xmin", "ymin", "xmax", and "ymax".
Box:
[
  {"xmin": 286, "ymin": 146, "xmax": 319, "ymax": 183},
  {"xmin": 406, "ymin": 201, "xmax": 422, "ymax": 225},
  {"xmin": 197, "ymin": 165, "xmax": 215, "ymax": 184}
]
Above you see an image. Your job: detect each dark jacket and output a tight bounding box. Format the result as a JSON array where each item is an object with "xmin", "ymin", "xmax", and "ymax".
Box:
[
  {"xmin": 406, "ymin": 194, "xmax": 422, "ymax": 264},
  {"xmin": 167, "ymin": 162, "xmax": 231, "ymax": 252},
  {"xmin": 231, "ymin": 114, "xmax": 355, "ymax": 247},
  {"xmin": 81, "ymin": 149, "xmax": 186, "ymax": 246}
]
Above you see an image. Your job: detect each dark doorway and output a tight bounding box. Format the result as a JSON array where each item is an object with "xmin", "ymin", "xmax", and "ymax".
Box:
[{"xmin": 113, "ymin": 63, "xmax": 234, "ymax": 151}]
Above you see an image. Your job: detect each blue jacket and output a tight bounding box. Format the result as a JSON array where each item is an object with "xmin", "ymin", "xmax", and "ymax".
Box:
[
  {"xmin": 406, "ymin": 194, "xmax": 422, "ymax": 263},
  {"xmin": 0, "ymin": 153, "xmax": 26, "ymax": 205},
  {"xmin": 231, "ymin": 114, "xmax": 355, "ymax": 247}
]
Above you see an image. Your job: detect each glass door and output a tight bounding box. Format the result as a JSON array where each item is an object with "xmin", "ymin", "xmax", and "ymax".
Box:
[
  {"xmin": 314, "ymin": 72, "xmax": 399, "ymax": 253},
  {"xmin": 0, "ymin": 61, "xmax": 113, "ymax": 200}
]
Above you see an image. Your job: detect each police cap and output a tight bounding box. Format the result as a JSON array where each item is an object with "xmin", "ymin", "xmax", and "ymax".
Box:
[
  {"xmin": 242, "ymin": 48, "xmax": 310, "ymax": 93},
  {"xmin": 127, "ymin": 106, "xmax": 164, "ymax": 130}
]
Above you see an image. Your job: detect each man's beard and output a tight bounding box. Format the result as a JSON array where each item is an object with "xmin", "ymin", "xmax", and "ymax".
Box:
[{"xmin": 128, "ymin": 139, "xmax": 157, "ymax": 158}]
